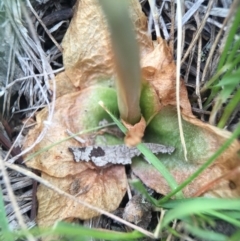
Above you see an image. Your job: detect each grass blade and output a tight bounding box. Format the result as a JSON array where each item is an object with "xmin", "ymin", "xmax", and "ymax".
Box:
[
  {"xmin": 185, "ymin": 224, "xmax": 227, "ymax": 241},
  {"xmin": 0, "ymin": 188, "xmax": 15, "ymax": 241},
  {"xmin": 15, "ymin": 222, "xmax": 144, "ymax": 240},
  {"xmin": 217, "ymin": 87, "xmax": 240, "ymax": 128},
  {"xmin": 161, "ymin": 198, "xmax": 240, "ymax": 229}
]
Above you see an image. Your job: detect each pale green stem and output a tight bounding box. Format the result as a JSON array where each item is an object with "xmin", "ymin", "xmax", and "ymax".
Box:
[{"xmin": 99, "ymin": 0, "xmax": 141, "ymax": 124}]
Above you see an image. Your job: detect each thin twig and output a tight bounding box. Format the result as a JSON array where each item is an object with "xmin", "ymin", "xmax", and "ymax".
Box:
[
  {"xmin": 183, "ymin": 31, "xmax": 196, "ymax": 83},
  {"xmin": 181, "ymin": 1, "xmax": 185, "ymax": 59},
  {"xmin": 25, "ymin": 0, "xmax": 62, "ymax": 52},
  {"xmin": 5, "ymin": 68, "xmax": 64, "ymax": 90},
  {"xmin": 148, "ymin": 0, "xmax": 161, "ymax": 41},
  {"xmin": 153, "ymin": 208, "xmax": 166, "ymax": 238},
  {"xmin": 169, "ymin": 0, "xmax": 175, "ymax": 53},
  {"xmin": 166, "ymin": 219, "xmax": 177, "ymax": 241},
  {"xmin": 194, "ymin": 11, "xmax": 204, "ymax": 120},
  {"xmin": 0, "ymin": 158, "xmax": 36, "ymax": 241},
  {"xmin": 3, "ymin": 37, "xmax": 14, "ymax": 115},
  {"xmin": 181, "ymin": 0, "xmax": 215, "ymax": 65},
  {"xmin": 4, "ymin": 110, "xmax": 37, "ymax": 164},
  {"xmin": 176, "ymin": 0, "xmax": 188, "ymax": 161}
]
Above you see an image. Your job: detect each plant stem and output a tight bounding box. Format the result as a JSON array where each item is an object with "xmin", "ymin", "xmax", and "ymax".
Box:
[{"xmin": 99, "ymin": 0, "xmax": 141, "ymax": 124}]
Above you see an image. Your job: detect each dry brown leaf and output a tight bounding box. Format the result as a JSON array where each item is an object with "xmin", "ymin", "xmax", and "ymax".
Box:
[
  {"xmin": 122, "ymin": 116, "xmax": 146, "ymax": 146},
  {"xmin": 37, "ymin": 166, "xmax": 126, "ymax": 227},
  {"xmin": 132, "ymin": 159, "xmax": 240, "ymax": 198},
  {"xmin": 24, "ymin": 86, "xmax": 127, "ymax": 226},
  {"xmin": 50, "ymin": 71, "xmax": 79, "ymax": 98},
  {"xmin": 24, "ymin": 89, "xmax": 97, "ymax": 178},
  {"xmin": 61, "ymin": 0, "xmax": 152, "ymax": 89},
  {"xmin": 142, "ymin": 39, "xmax": 192, "ymax": 115},
  {"xmin": 141, "ymin": 39, "xmax": 173, "ymax": 76}
]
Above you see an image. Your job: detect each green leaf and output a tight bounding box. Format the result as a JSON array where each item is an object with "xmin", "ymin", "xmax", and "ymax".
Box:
[{"xmin": 157, "ymin": 119, "xmax": 240, "ymax": 204}]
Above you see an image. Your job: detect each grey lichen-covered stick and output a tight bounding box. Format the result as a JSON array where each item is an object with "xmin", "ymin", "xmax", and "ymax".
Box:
[{"xmin": 69, "ymin": 143, "xmax": 175, "ymax": 167}]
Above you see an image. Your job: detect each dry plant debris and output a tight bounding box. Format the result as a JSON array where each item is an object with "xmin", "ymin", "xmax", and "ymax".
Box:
[
  {"xmin": 69, "ymin": 143, "xmax": 174, "ymax": 166},
  {"xmin": 0, "ymin": 0, "xmax": 239, "ymax": 239},
  {"xmin": 21, "ymin": 0, "xmax": 240, "ymax": 228}
]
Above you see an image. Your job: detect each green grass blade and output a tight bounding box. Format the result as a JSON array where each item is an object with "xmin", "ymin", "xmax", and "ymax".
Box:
[
  {"xmin": 203, "ymin": 5, "xmax": 240, "ymax": 108},
  {"xmin": 225, "ymin": 35, "xmax": 240, "ymax": 64},
  {"xmin": 218, "ymin": 87, "xmax": 240, "ymax": 128},
  {"xmin": 185, "ymin": 224, "xmax": 227, "ymax": 241},
  {"xmin": 203, "ymin": 56, "xmax": 240, "ymax": 108},
  {"xmin": 136, "ymin": 143, "xmax": 183, "ymax": 198},
  {"xmin": 15, "ymin": 222, "xmax": 144, "ymax": 240},
  {"xmin": 166, "ymin": 227, "xmax": 182, "ymax": 239},
  {"xmin": 229, "ymin": 230, "xmax": 240, "ymax": 241},
  {"xmin": 203, "ymin": 54, "xmax": 240, "ymax": 95},
  {"xmin": 217, "ymin": 4, "xmax": 240, "ymax": 71},
  {"xmin": 130, "ymin": 178, "xmax": 158, "ymax": 205},
  {"xmin": 99, "ymin": 0, "xmax": 141, "ymax": 124},
  {"xmin": 201, "ymin": 64, "xmax": 230, "ymax": 93},
  {"xmin": 215, "ymin": 69, "xmax": 240, "ymax": 102},
  {"xmin": 220, "ymin": 211, "xmax": 240, "ymax": 220},
  {"xmin": 160, "ymin": 197, "xmax": 212, "ymax": 209},
  {"xmin": 0, "ymin": 188, "xmax": 15, "ymax": 241},
  {"xmin": 54, "ymin": 222, "xmax": 144, "ymax": 240},
  {"xmin": 161, "ymin": 198, "xmax": 240, "ymax": 229},
  {"xmin": 206, "ymin": 210, "xmax": 240, "ymax": 227},
  {"xmin": 161, "ymin": 198, "xmax": 240, "ymax": 228}
]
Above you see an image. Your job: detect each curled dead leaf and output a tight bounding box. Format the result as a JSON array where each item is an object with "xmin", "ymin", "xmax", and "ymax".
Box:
[
  {"xmin": 122, "ymin": 116, "xmax": 146, "ymax": 146},
  {"xmin": 141, "ymin": 39, "xmax": 192, "ymax": 115}
]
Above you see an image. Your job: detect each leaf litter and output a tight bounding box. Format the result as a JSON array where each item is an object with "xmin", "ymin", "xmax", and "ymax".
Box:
[
  {"xmin": 0, "ymin": 0, "xmax": 240, "ymax": 239},
  {"xmin": 21, "ymin": 0, "xmax": 240, "ymax": 229}
]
